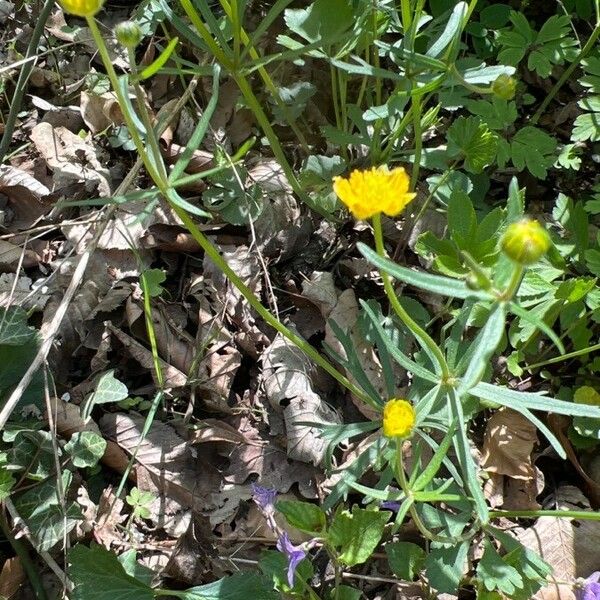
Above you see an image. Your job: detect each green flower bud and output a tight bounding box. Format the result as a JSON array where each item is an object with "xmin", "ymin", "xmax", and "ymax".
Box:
[
  {"xmin": 501, "ymin": 218, "xmax": 551, "ymax": 265},
  {"xmin": 491, "ymin": 74, "xmax": 517, "ymax": 100},
  {"xmin": 115, "ymin": 21, "xmax": 142, "ymax": 48},
  {"xmin": 466, "ymin": 272, "xmax": 483, "ymax": 290}
]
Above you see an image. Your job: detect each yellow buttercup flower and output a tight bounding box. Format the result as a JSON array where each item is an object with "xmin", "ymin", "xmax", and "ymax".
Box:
[
  {"xmin": 333, "ymin": 166, "xmax": 416, "ymax": 221},
  {"xmin": 382, "ymin": 399, "xmax": 415, "ymax": 438},
  {"xmin": 58, "ymin": 0, "xmax": 103, "ymax": 17}
]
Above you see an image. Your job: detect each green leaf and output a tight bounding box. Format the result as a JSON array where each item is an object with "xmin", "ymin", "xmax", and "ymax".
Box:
[
  {"xmin": 510, "ymin": 126, "xmax": 557, "ymax": 179},
  {"xmin": 118, "ymin": 550, "xmax": 155, "ymax": 586},
  {"xmin": 427, "ymin": 2, "xmax": 467, "ymax": 58},
  {"xmin": 477, "ymin": 540, "xmax": 523, "ymax": 595},
  {"xmin": 446, "ymin": 116, "xmax": 498, "ymax": 173},
  {"xmin": 276, "ymin": 500, "xmax": 326, "ymax": 533},
  {"xmin": 68, "ymin": 545, "xmax": 154, "ymax": 600},
  {"xmin": 328, "ymin": 506, "xmax": 390, "ymax": 566},
  {"xmin": 0, "ymin": 466, "xmax": 15, "ymax": 500},
  {"xmin": 139, "ymin": 37, "xmax": 179, "ymax": 80},
  {"xmin": 181, "ymin": 572, "xmax": 279, "ymax": 600},
  {"xmin": 586, "ymin": 248, "xmax": 600, "ymax": 276},
  {"xmin": 425, "ymin": 541, "xmax": 469, "ymax": 594},
  {"xmin": 141, "ymin": 269, "xmax": 166, "ymax": 298},
  {"xmin": 284, "ymin": 0, "xmax": 354, "ymax": 45},
  {"xmin": 358, "ymin": 243, "xmax": 490, "ymax": 300},
  {"xmin": 0, "ymin": 307, "xmax": 37, "ymax": 345},
  {"xmin": 386, "ymin": 541, "xmax": 426, "ymax": 580},
  {"xmin": 83, "ymin": 370, "xmax": 129, "ymax": 419},
  {"xmin": 259, "ymin": 550, "xmax": 313, "ymax": 594},
  {"xmin": 333, "ymin": 585, "xmax": 362, "ymax": 600},
  {"xmin": 64, "ymin": 431, "xmax": 107, "ymax": 468},
  {"xmin": 15, "ymin": 472, "xmax": 82, "ymax": 551},
  {"xmin": 458, "ymin": 303, "xmax": 506, "ymax": 393}
]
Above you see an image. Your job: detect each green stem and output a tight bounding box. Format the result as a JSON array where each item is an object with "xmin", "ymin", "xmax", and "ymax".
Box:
[
  {"xmin": 490, "ymin": 509, "xmax": 600, "ymax": 521},
  {"xmin": 372, "ymin": 214, "xmax": 450, "ymax": 379},
  {"xmin": 0, "ymin": 510, "xmax": 48, "ymax": 600},
  {"xmin": 499, "ymin": 264, "xmax": 524, "ymax": 302},
  {"xmin": 450, "ymin": 64, "xmax": 493, "ymax": 96},
  {"xmin": 86, "ymin": 17, "xmax": 164, "ymax": 187},
  {"xmin": 527, "ymin": 341, "xmax": 600, "ymax": 370},
  {"xmin": 409, "ymin": 91, "xmax": 422, "ymax": 191},
  {"xmin": 531, "ymin": 21, "xmax": 600, "ymax": 125},
  {"xmin": 0, "ymin": 0, "xmax": 55, "ymax": 162}
]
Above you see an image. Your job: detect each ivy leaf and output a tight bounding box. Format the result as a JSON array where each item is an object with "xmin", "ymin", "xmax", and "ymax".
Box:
[
  {"xmin": 0, "ymin": 466, "xmax": 15, "ymax": 500},
  {"xmin": 510, "ymin": 126, "xmax": 557, "ymax": 178},
  {"xmin": 68, "ymin": 545, "xmax": 154, "ymax": 600},
  {"xmin": 82, "ymin": 370, "xmax": 129, "ymax": 420},
  {"xmin": 64, "ymin": 431, "xmax": 107, "ymax": 468},
  {"xmin": 0, "ymin": 307, "xmax": 37, "ymax": 345},
  {"xmin": 141, "ymin": 269, "xmax": 166, "ymax": 298},
  {"xmin": 284, "ymin": 0, "xmax": 354, "ymax": 45},
  {"xmin": 446, "ymin": 116, "xmax": 498, "ymax": 173},
  {"xmin": 276, "ymin": 500, "xmax": 326, "ymax": 533},
  {"xmin": 328, "ymin": 506, "xmax": 390, "ymax": 566},
  {"xmin": 476, "ymin": 540, "xmax": 524, "ymax": 595}
]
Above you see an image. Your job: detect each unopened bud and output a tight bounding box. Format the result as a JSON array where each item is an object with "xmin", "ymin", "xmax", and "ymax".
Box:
[
  {"xmin": 115, "ymin": 21, "xmax": 142, "ymax": 48},
  {"xmin": 491, "ymin": 74, "xmax": 517, "ymax": 100},
  {"xmin": 501, "ymin": 218, "xmax": 551, "ymax": 265}
]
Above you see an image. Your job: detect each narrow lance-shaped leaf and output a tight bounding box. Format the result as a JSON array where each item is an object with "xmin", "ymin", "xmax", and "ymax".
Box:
[
  {"xmin": 458, "ymin": 303, "xmax": 506, "ymax": 394},
  {"xmin": 358, "ymin": 243, "xmax": 491, "ymax": 300}
]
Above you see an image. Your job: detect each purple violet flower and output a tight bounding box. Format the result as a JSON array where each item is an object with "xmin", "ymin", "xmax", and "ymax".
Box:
[
  {"xmin": 577, "ymin": 572, "xmax": 600, "ymax": 600},
  {"xmin": 251, "ymin": 483, "xmax": 277, "ymax": 512},
  {"xmin": 251, "ymin": 483, "xmax": 278, "ymax": 531},
  {"xmin": 380, "ymin": 500, "xmax": 402, "ymax": 511},
  {"xmin": 277, "ymin": 532, "xmax": 307, "ymax": 588}
]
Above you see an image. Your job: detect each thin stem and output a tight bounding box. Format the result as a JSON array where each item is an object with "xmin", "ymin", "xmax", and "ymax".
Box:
[
  {"xmin": 450, "ymin": 64, "xmax": 493, "ymax": 96},
  {"xmin": 372, "ymin": 214, "xmax": 450, "ymax": 379},
  {"xmin": 490, "ymin": 509, "xmax": 600, "ymax": 521},
  {"xmin": 0, "ymin": 0, "xmax": 55, "ymax": 162},
  {"xmin": 409, "ymin": 91, "xmax": 422, "ymax": 191},
  {"xmin": 531, "ymin": 21, "xmax": 600, "ymax": 125},
  {"xmin": 86, "ymin": 17, "xmax": 165, "ymax": 188},
  {"xmin": 527, "ymin": 341, "xmax": 600, "ymax": 370},
  {"xmin": 499, "ymin": 264, "xmax": 524, "ymax": 301}
]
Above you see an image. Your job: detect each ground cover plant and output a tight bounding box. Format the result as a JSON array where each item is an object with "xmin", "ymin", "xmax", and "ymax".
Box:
[{"xmin": 1, "ymin": 0, "xmax": 600, "ymax": 598}]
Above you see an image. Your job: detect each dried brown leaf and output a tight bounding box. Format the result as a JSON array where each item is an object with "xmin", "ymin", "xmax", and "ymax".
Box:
[
  {"xmin": 99, "ymin": 412, "xmax": 220, "ymax": 512},
  {"xmin": 481, "ymin": 408, "xmax": 538, "ymax": 480},
  {"xmin": 515, "ymin": 486, "xmax": 600, "ymax": 599},
  {"xmin": 0, "ymin": 557, "xmax": 25, "ymax": 599}
]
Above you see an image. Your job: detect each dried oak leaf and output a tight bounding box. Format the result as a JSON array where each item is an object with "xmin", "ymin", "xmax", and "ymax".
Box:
[
  {"xmin": 514, "ymin": 486, "xmax": 600, "ymax": 600},
  {"xmin": 99, "ymin": 412, "xmax": 220, "ymax": 513}
]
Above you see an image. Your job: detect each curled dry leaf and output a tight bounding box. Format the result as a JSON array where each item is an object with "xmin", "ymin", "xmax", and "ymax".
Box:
[
  {"xmin": 481, "ymin": 408, "xmax": 538, "ymax": 480},
  {"xmin": 0, "ymin": 240, "xmax": 40, "ymax": 270},
  {"xmin": 515, "ymin": 486, "xmax": 600, "ymax": 600},
  {"xmin": 0, "ymin": 557, "xmax": 25, "ymax": 600},
  {"xmin": 0, "ymin": 164, "xmax": 51, "ymax": 230},
  {"xmin": 30, "ymin": 122, "xmax": 111, "ymax": 197},
  {"xmin": 262, "ymin": 331, "xmax": 340, "ymax": 465},
  {"xmin": 80, "ymin": 91, "xmax": 123, "ymax": 134}
]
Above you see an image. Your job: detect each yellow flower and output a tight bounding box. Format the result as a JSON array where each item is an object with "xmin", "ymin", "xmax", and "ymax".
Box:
[
  {"xmin": 332, "ymin": 166, "xmax": 416, "ymax": 221},
  {"xmin": 58, "ymin": 0, "xmax": 103, "ymax": 17},
  {"xmin": 382, "ymin": 399, "xmax": 415, "ymax": 438},
  {"xmin": 501, "ymin": 218, "xmax": 551, "ymax": 265}
]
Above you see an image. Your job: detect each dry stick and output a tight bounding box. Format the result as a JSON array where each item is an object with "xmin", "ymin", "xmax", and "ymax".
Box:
[{"xmin": 0, "ymin": 79, "xmax": 198, "ymax": 430}]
